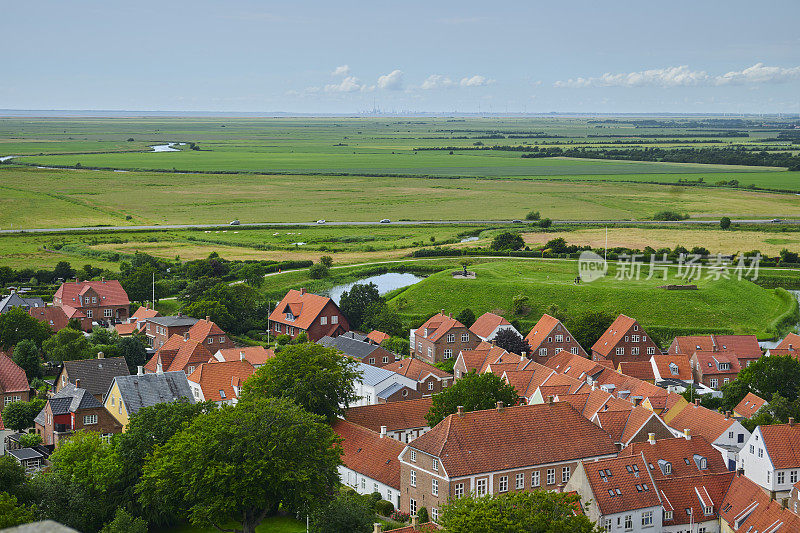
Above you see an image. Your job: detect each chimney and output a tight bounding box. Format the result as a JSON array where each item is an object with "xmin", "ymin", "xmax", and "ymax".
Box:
[
  {"xmin": 547, "ymin": 395, "xmax": 554, "ymax": 405},
  {"xmin": 684, "ymin": 428, "xmax": 691, "ymax": 440},
  {"xmin": 591, "ymin": 382, "xmax": 597, "ymax": 391},
  {"xmin": 97, "ymin": 351, "xmax": 104, "ymax": 359},
  {"xmin": 782, "ymin": 498, "xmax": 789, "ymax": 509},
  {"xmin": 790, "ymin": 417, "xmax": 795, "ymax": 427},
  {"xmin": 648, "ymin": 433, "xmax": 656, "ymax": 445},
  {"xmin": 694, "ymin": 399, "xmax": 700, "ymax": 406},
  {"xmin": 632, "ymin": 397, "xmax": 642, "ymax": 407},
  {"xmin": 521, "ymin": 351, "xmax": 527, "ymax": 359},
  {"xmin": 300, "ymin": 288, "xmax": 306, "ymax": 295},
  {"xmin": 137, "ymin": 365, "xmax": 143, "ymax": 376},
  {"xmin": 184, "ymin": 332, "xmax": 190, "ymax": 341},
  {"xmin": 380, "ymin": 426, "xmax": 387, "ymax": 438},
  {"xmin": 75, "ymin": 277, "xmax": 80, "ymax": 283},
  {"xmin": 724, "ymin": 411, "xmax": 730, "ymax": 420},
  {"xmin": 411, "ymin": 516, "xmax": 419, "ymax": 528},
  {"xmin": 240, "ymin": 351, "xmax": 245, "ymax": 361},
  {"xmin": 440, "ymin": 309, "xmax": 444, "ymax": 315},
  {"xmin": 496, "ymin": 401, "xmax": 504, "ymax": 412},
  {"xmin": 373, "ymin": 524, "xmax": 382, "ymax": 533},
  {"xmin": 75, "ymin": 378, "xmax": 80, "ymax": 388},
  {"xmin": 205, "ymin": 316, "xmax": 210, "ymax": 322},
  {"xmin": 156, "ymin": 362, "xmax": 163, "ymax": 374},
  {"xmin": 101, "ymin": 277, "xmax": 105, "ymax": 283},
  {"xmin": 737, "ymin": 468, "xmax": 744, "ymax": 477},
  {"xmin": 457, "ymin": 405, "xmax": 464, "ymax": 416}
]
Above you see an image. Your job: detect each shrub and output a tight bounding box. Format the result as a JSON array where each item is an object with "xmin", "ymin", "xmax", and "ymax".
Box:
[
  {"xmin": 391, "ymin": 511, "xmax": 410, "ymax": 523},
  {"xmin": 720, "ymin": 216, "xmax": 731, "ymax": 229},
  {"xmin": 275, "ymin": 334, "xmax": 291, "ymax": 346},
  {"xmin": 538, "ymin": 218, "xmax": 552, "ymax": 228},
  {"xmin": 308, "ymin": 264, "xmax": 329, "ymax": 279},
  {"xmin": 491, "ymin": 232, "xmax": 524, "ymax": 251},
  {"xmin": 416, "ymin": 507, "xmax": 429, "ymax": 522},
  {"xmin": 525, "ymin": 210, "xmax": 540, "ymax": 221},
  {"xmin": 653, "ymin": 210, "xmax": 688, "ymax": 221},
  {"xmin": 375, "ymin": 499, "xmax": 395, "ymax": 516}
]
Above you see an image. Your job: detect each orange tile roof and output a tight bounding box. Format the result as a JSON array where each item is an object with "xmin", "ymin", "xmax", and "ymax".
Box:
[
  {"xmin": 366, "ymin": 330, "xmax": 391, "ymax": 345},
  {"xmin": 759, "ymin": 423, "xmax": 800, "ymax": 469},
  {"xmin": 114, "ymin": 323, "xmax": 138, "ymax": 336},
  {"xmin": 0, "ymin": 355, "xmax": 29, "ymax": 394},
  {"xmin": 268, "ymin": 289, "xmax": 342, "ymax": 331},
  {"xmin": 501, "ymin": 362, "xmax": 555, "ymax": 399},
  {"xmin": 719, "ymin": 473, "xmax": 800, "ymax": 532},
  {"xmin": 345, "ymin": 397, "xmax": 434, "ymax": 433},
  {"xmin": 54, "ymin": 279, "xmax": 130, "ymax": 307},
  {"xmin": 672, "ymin": 334, "xmax": 762, "ymax": 364},
  {"xmin": 591, "ymin": 314, "xmax": 638, "ymax": 357},
  {"xmin": 652, "ymin": 354, "xmax": 693, "ymax": 381},
  {"xmin": 409, "ymin": 402, "xmax": 617, "ymax": 478},
  {"xmin": 524, "ymin": 313, "xmax": 561, "ymax": 349},
  {"xmin": 131, "ymin": 305, "xmax": 160, "ymax": 321},
  {"xmin": 415, "ymin": 313, "xmax": 467, "ymax": 343},
  {"xmin": 693, "ymin": 350, "xmax": 741, "ymax": 377},
  {"xmin": 667, "ymin": 402, "xmax": 737, "ymax": 444},
  {"xmin": 187, "ymin": 360, "xmax": 255, "ymax": 401},
  {"xmin": 332, "ymin": 419, "xmax": 405, "ymax": 489},
  {"xmin": 382, "ymin": 358, "xmax": 452, "ymax": 381},
  {"xmin": 456, "ymin": 347, "xmax": 493, "ymax": 374},
  {"xmin": 733, "ymin": 392, "xmax": 767, "ymax": 419},
  {"xmin": 477, "ymin": 346, "xmax": 520, "ymax": 374},
  {"xmin": 386, "ymin": 523, "xmax": 441, "ymax": 532},
  {"xmin": 583, "ymin": 455, "xmax": 660, "ymax": 515},
  {"xmin": 28, "ymin": 306, "xmax": 71, "ymax": 332},
  {"xmin": 188, "ymin": 318, "xmax": 227, "ymax": 342},
  {"xmin": 777, "ymin": 333, "xmax": 800, "ymax": 351},
  {"xmin": 144, "ymin": 334, "xmax": 213, "ymax": 373},
  {"xmin": 620, "ymin": 436, "xmax": 729, "ymax": 478},
  {"xmin": 469, "ymin": 312, "xmax": 511, "ymax": 340},
  {"xmin": 659, "ymin": 471, "xmax": 735, "ymax": 526},
  {"xmin": 618, "ymin": 361, "xmax": 655, "ymax": 381},
  {"xmin": 215, "ymin": 346, "xmax": 275, "ymax": 366}
]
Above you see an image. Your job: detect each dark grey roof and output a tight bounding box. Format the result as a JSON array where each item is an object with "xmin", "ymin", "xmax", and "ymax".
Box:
[
  {"xmin": 45, "ymin": 384, "xmax": 102, "ymax": 417},
  {"xmin": 9, "ymin": 447, "xmax": 44, "ymax": 461},
  {"xmin": 1, "ymin": 520, "xmax": 79, "ymax": 533},
  {"xmin": 0, "ymin": 292, "xmax": 45, "ymax": 314},
  {"xmin": 340, "ymin": 331, "xmax": 368, "ymax": 342},
  {"xmin": 318, "ymin": 335, "xmax": 380, "ymax": 359},
  {"xmin": 112, "ymin": 371, "xmax": 194, "ymax": 416},
  {"xmin": 376, "ymin": 382, "xmax": 405, "ymax": 399},
  {"xmin": 62, "ymin": 356, "xmax": 130, "ymax": 397},
  {"xmin": 148, "ymin": 315, "xmax": 199, "ymax": 328}
]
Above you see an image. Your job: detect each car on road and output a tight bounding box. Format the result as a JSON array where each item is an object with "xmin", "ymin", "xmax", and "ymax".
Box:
[
  {"xmin": 770, "ymin": 218, "xmax": 782, "ymax": 223},
  {"xmin": 512, "ymin": 219, "xmax": 523, "ymax": 223},
  {"xmin": 229, "ymin": 220, "xmax": 240, "ymax": 225},
  {"xmin": 380, "ymin": 219, "xmax": 391, "ymax": 223},
  {"xmin": 316, "ymin": 219, "xmax": 326, "ymax": 224}
]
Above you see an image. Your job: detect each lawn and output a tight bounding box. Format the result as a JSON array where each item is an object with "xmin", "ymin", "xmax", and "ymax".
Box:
[{"xmin": 157, "ymin": 516, "xmax": 305, "ymax": 533}]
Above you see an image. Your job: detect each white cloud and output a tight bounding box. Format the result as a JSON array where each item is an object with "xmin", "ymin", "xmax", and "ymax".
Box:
[
  {"xmin": 715, "ymin": 63, "xmax": 800, "ymax": 85},
  {"xmin": 332, "ymin": 65, "xmax": 351, "ymax": 77},
  {"xmin": 420, "ymin": 74, "xmax": 455, "ymax": 90},
  {"xmin": 377, "ymin": 69, "xmax": 404, "ymax": 90},
  {"xmin": 554, "ymin": 65, "xmax": 710, "ymax": 88},
  {"xmin": 460, "ymin": 75, "xmax": 493, "ymax": 87},
  {"xmin": 324, "ymin": 76, "xmax": 363, "ymax": 93}
]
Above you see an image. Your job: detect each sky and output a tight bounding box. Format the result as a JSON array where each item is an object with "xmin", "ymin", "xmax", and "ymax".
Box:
[{"xmin": 2, "ymin": 0, "xmax": 800, "ymax": 114}]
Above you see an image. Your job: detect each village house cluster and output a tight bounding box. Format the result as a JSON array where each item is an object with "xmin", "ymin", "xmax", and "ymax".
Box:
[{"xmin": 3, "ymin": 281, "xmax": 800, "ymax": 532}]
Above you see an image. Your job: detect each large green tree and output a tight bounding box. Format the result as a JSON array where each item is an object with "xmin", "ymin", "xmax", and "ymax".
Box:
[
  {"xmin": 118, "ymin": 335, "xmax": 149, "ymax": 374},
  {"xmin": 0, "ymin": 307, "xmax": 52, "ymax": 350},
  {"xmin": 362, "ymin": 301, "xmax": 404, "ymax": 337},
  {"xmin": 310, "ymin": 490, "xmax": 374, "ymax": 533},
  {"xmin": 241, "ymin": 343, "xmax": 361, "ymax": 422},
  {"xmin": 564, "ymin": 311, "xmax": 616, "ymax": 353},
  {"xmin": 0, "ymin": 492, "xmax": 35, "ymax": 529},
  {"xmin": 137, "ymin": 398, "xmax": 343, "ymax": 533},
  {"xmin": 0, "ymin": 457, "xmax": 27, "ymax": 502},
  {"xmin": 426, "ymin": 371, "xmax": 519, "ymax": 426},
  {"xmin": 12, "ymin": 339, "xmax": 41, "ymax": 381},
  {"xmin": 339, "ymin": 282, "xmax": 382, "ymax": 330},
  {"xmin": 490, "ymin": 232, "xmax": 525, "ymax": 251},
  {"xmin": 722, "ymin": 355, "xmax": 800, "ymax": 410},
  {"xmin": 440, "ymin": 491, "xmax": 600, "ymax": 533},
  {"xmin": 1, "ymin": 398, "xmax": 44, "ymax": 432},
  {"xmin": 493, "ymin": 329, "xmax": 532, "ymax": 357},
  {"xmin": 42, "ymin": 327, "xmax": 91, "ymax": 362}
]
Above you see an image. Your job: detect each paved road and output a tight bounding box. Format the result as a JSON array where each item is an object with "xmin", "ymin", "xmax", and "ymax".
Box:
[{"xmin": 1, "ymin": 218, "xmax": 799, "ymax": 234}]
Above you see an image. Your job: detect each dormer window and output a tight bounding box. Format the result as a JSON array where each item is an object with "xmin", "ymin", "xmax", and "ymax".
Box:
[
  {"xmin": 700, "ymin": 457, "xmax": 707, "ymax": 469},
  {"xmin": 669, "ymin": 363, "xmax": 679, "ymax": 375},
  {"xmin": 704, "ymin": 505, "xmax": 713, "ymax": 515},
  {"xmin": 285, "ymin": 312, "xmax": 295, "ymax": 321},
  {"xmin": 718, "ymin": 362, "xmax": 730, "ymax": 371}
]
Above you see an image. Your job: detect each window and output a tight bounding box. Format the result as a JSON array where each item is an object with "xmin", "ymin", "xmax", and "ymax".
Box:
[
  {"xmin": 118, "ymin": 403, "xmax": 122, "ymax": 414},
  {"xmin": 631, "ymin": 347, "xmax": 639, "ymax": 356},
  {"xmin": 664, "ymin": 462, "xmax": 672, "ymax": 475},
  {"xmin": 728, "ymin": 431, "xmax": 734, "ymax": 439},
  {"xmin": 791, "ymin": 470, "xmax": 798, "ymax": 484},
  {"xmin": 285, "ymin": 312, "xmax": 294, "ymax": 321},
  {"xmin": 444, "ymin": 349, "xmax": 453, "ymax": 359},
  {"xmin": 383, "ymin": 356, "xmax": 389, "ymax": 364},
  {"xmin": 555, "ymin": 334, "xmax": 563, "ymax": 343},
  {"xmin": 632, "ymin": 335, "xmax": 639, "ymax": 342},
  {"xmin": 410, "ymin": 449, "xmax": 416, "ymax": 462},
  {"xmin": 101, "ymin": 433, "xmax": 112, "ymax": 444},
  {"xmin": 562, "ymin": 466, "xmax": 571, "ymax": 483},
  {"xmin": 539, "ymin": 348, "xmax": 547, "ymax": 357},
  {"xmin": 669, "ymin": 363, "xmax": 679, "ymax": 375},
  {"xmin": 208, "ymin": 338, "xmax": 214, "ymax": 344},
  {"xmin": 432, "ymin": 458, "xmax": 438, "ymax": 472},
  {"xmin": 664, "ymin": 510, "xmax": 673, "ymax": 520},
  {"xmin": 87, "ymin": 310, "xmax": 93, "ymax": 318},
  {"xmin": 571, "ymin": 347, "xmax": 578, "ymax": 355},
  {"xmin": 476, "ymin": 479, "xmax": 487, "ymax": 496},
  {"xmin": 750, "ymin": 444, "xmax": 755, "ymax": 454},
  {"xmin": 616, "ymin": 347, "xmax": 624, "ymax": 356},
  {"xmin": 767, "ymin": 471, "xmax": 771, "ymax": 483},
  {"xmin": 700, "ymin": 457, "xmax": 707, "ymax": 469},
  {"xmin": 431, "ymin": 508, "xmax": 439, "ymax": 522},
  {"xmin": 724, "ymin": 378, "xmax": 730, "ymax": 385},
  {"xmin": 516, "ymin": 473, "xmax": 525, "ymax": 489},
  {"xmin": 625, "ymin": 336, "xmax": 629, "ymax": 342},
  {"xmin": 704, "ymin": 505, "xmax": 713, "ymax": 515},
  {"xmin": 409, "ymin": 499, "xmax": 417, "ymax": 516},
  {"xmin": 778, "ymin": 471, "xmax": 785, "ymax": 485},
  {"xmin": 320, "ymin": 316, "xmax": 327, "ymax": 325},
  {"xmin": 104, "ymin": 308, "xmax": 112, "ymax": 318},
  {"xmin": 758, "ymin": 448, "xmax": 763, "ymax": 458},
  {"xmin": 361, "ymin": 478, "xmax": 366, "ymax": 490},
  {"xmin": 83, "ymin": 414, "xmax": 98, "ymax": 425},
  {"xmin": 719, "ymin": 362, "xmax": 730, "ymax": 371},
  {"xmin": 447, "ymin": 333, "xmax": 455, "ymax": 343},
  {"xmin": 499, "ymin": 476, "xmax": 508, "ymax": 492},
  {"xmin": 427, "ymin": 347, "xmax": 432, "ymax": 358},
  {"xmin": 455, "ymin": 483, "xmax": 464, "ymax": 498},
  {"xmin": 603, "ymin": 518, "xmax": 612, "ymax": 532},
  {"xmin": 274, "ymin": 323, "xmax": 281, "ymax": 332},
  {"xmin": 531, "ymin": 471, "xmax": 540, "ymax": 487},
  {"xmin": 641, "ymin": 510, "xmax": 653, "ymax": 526},
  {"xmin": 546, "ymin": 468, "xmax": 555, "ymax": 485},
  {"xmin": 187, "ymin": 366, "xmax": 195, "ymax": 374},
  {"xmin": 428, "ymin": 382, "xmax": 434, "ymax": 391},
  {"xmin": 461, "ymin": 333, "xmax": 469, "ymax": 342},
  {"xmin": 624, "ymin": 514, "xmax": 632, "ymax": 530},
  {"xmin": 368, "ymin": 357, "xmax": 375, "ymax": 364},
  {"xmin": 647, "ymin": 347, "xmax": 655, "ymax": 355},
  {"xmin": 710, "ymin": 378, "xmax": 718, "ymax": 388},
  {"xmin": 410, "ymin": 470, "xmax": 416, "ymax": 487},
  {"xmin": 219, "ymin": 390, "xmax": 226, "ymax": 399},
  {"xmin": 331, "ymin": 315, "xmax": 338, "ymax": 324},
  {"xmin": 417, "ymin": 342, "xmax": 422, "ymax": 352},
  {"xmin": 432, "ymin": 479, "xmax": 439, "ymax": 496},
  {"xmin": 111, "ymin": 397, "xmax": 115, "ymax": 406}
]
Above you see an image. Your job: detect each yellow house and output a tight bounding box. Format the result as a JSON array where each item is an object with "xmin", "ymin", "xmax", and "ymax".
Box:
[{"xmin": 103, "ymin": 367, "xmax": 194, "ymax": 431}]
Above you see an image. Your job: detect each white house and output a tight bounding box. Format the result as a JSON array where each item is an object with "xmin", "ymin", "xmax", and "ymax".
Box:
[
  {"xmin": 667, "ymin": 401, "xmax": 750, "ymax": 470},
  {"xmin": 468, "ymin": 312, "xmax": 519, "ymax": 342},
  {"xmin": 740, "ymin": 421, "xmax": 800, "ymax": 500},
  {"xmin": 351, "ymin": 362, "xmax": 419, "ymax": 407}
]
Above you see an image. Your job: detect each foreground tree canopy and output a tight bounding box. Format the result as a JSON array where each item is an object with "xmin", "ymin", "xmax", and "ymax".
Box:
[
  {"xmin": 137, "ymin": 398, "xmax": 342, "ymax": 533},
  {"xmin": 426, "ymin": 371, "xmax": 519, "ymax": 426}
]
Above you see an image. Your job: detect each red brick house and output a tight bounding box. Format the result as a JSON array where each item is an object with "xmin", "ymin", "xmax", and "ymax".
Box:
[
  {"xmin": 53, "ymin": 278, "xmax": 131, "ymax": 322},
  {"xmin": 381, "ymin": 358, "xmax": 453, "ymax": 395},
  {"xmin": 591, "ymin": 315, "xmax": 660, "ymax": 366},
  {"xmin": 669, "ymin": 333, "xmax": 763, "ymax": 369},
  {"xmin": 691, "ymin": 349, "xmax": 741, "ymax": 389},
  {"xmin": 144, "ymin": 314, "xmax": 199, "ymax": 349},
  {"xmin": 269, "ymin": 289, "xmax": 350, "ymax": 342},
  {"xmin": 345, "ymin": 397, "xmax": 434, "ymax": 444},
  {"xmin": 33, "ymin": 384, "xmax": 121, "ymax": 446},
  {"xmin": 1, "ymin": 356, "xmax": 30, "ymax": 408},
  {"xmin": 399, "ymin": 401, "xmax": 618, "ymax": 520},
  {"xmin": 187, "ymin": 360, "xmax": 255, "ymax": 405},
  {"xmin": 411, "ymin": 312, "xmax": 479, "ymax": 364},
  {"xmin": 28, "ymin": 305, "xmax": 92, "ymax": 332},
  {"xmin": 525, "ymin": 314, "xmax": 588, "ymax": 362},
  {"xmin": 186, "ymin": 317, "xmax": 233, "ymax": 352},
  {"xmin": 143, "ymin": 334, "xmax": 213, "ymax": 375}
]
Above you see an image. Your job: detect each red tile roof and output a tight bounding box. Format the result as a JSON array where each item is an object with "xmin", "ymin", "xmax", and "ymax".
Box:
[
  {"xmin": 620, "ymin": 435, "xmax": 729, "ymax": 478},
  {"xmin": 115, "ymin": 323, "xmax": 138, "ymax": 336},
  {"xmin": 28, "ymin": 306, "xmax": 71, "ymax": 332},
  {"xmin": 618, "ymin": 361, "xmax": 655, "ymax": 381},
  {"xmin": 591, "ymin": 315, "xmax": 638, "ymax": 357},
  {"xmin": 187, "ymin": 360, "xmax": 255, "ymax": 401},
  {"xmin": 131, "ymin": 305, "xmax": 160, "ymax": 321},
  {"xmin": 366, "ymin": 330, "xmax": 391, "ymax": 345},
  {"xmin": 672, "ymin": 334, "xmax": 762, "ymax": 364},
  {"xmin": 582, "ymin": 455, "xmax": 660, "ymax": 515},
  {"xmin": 214, "ymin": 346, "xmax": 275, "ymax": 366},
  {"xmin": 382, "ymin": 358, "xmax": 452, "ymax": 381},
  {"xmin": 469, "ymin": 312, "xmax": 511, "ymax": 340},
  {"xmin": 144, "ymin": 334, "xmax": 213, "ymax": 373},
  {"xmin": 667, "ymin": 402, "xmax": 737, "ymax": 444},
  {"xmin": 332, "ymin": 419, "xmax": 405, "ymax": 489},
  {"xmin": 693, "ymin": 350, "xmax": 741, "ymax": 377},
  {"xmin": 524, "ymin": 314, "xmax": 559, "ymax": 349},
  {"xmin": 500, "ymin": 362, "xmax": 555, "ymax": 399},
  {"xmin": 409, "ymin": 402, "xmax": 617, "ymax": 478},
  {"xmin": 658, "ymin": 471, "xmax": 735, "ymax": 526},
  {"xmin": 651, "ymin": 354, "xmax": 693, "ymax": 381},
  {"xmin": 54, "ymin": 279, "xmax": 130, "ymax": 307},
  {"xmin": 345, "ymin": 397, "xmax": 433, "ymax": 433},
  {"xmin": 759, "ymin": 423, "xmax": 800, "ymax": 469},
  {"xmin": 415, "ymin": 313, "xmax": 466, "ymax": 342},
  {"xmin": 268, "ymin": 289, "xmax": 342, "ymax": 330},
  {"xmin": 733, "ymin": 392, "xmax": 767, "ymax": 419},
  {"xmin": 188, "ymin": 318, "xmax": 227, "ymax": 342},
  {"xmin": 719, "ymin": 473, "xmax": 800, "ymax": 532},
  {"xmin": 777, "ymin": 333, "xmax": 800, "ymax": 351},
  {"xmin": 0, "ymin": 355, "xmax": 29, "ymax": 394}
]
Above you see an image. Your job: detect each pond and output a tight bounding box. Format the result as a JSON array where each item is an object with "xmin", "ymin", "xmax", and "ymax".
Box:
[
  {"xmin": 150, "ymin": 143, "xmax": 180, "ymax": 152},
  {"xmin": 327, "ymin": 272, "xmax": 424, "ymax": 304},
  {"xmin": 460, "ymin": 236, "xmax": 479, "ymax": 243}
]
